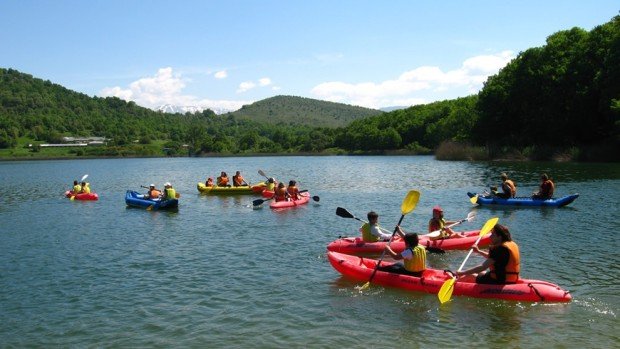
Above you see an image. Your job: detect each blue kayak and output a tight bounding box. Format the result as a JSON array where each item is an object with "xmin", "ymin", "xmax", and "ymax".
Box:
[
  {"xmin": 125, "ymin": 190, "xmax": 178, "ymax": 210},
  {"xmin": 467, "ymin": 192, "xmax": 579, "ymax": 207}
]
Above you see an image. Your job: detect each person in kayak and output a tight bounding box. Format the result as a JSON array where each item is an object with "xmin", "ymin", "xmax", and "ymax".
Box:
[
  {"xmin": 360, "ymin": 211, "xmax": 399, "ymax": 242},
  {"xmin": 428, "ymin": 205, "xmax": 464, "ymax": 240},
  {"xmin": 72, "ymin": 180, "xmax": 82, "ymax": 193},
  {"xmin": 163, "ymin": 182, "xmax": 177, "ymax": 200},
  {"xmin": 456, "ymin": 224, "xmax": 520, "ymax": 284},
  {"xmin": 232, "ymin": 171, "xmax": 248, "ymax": 187},
  {"xmin": 265, "ymin": 177, "xmax": 277, "ymax": 191},
  {"xmin": 491, "ymin": 172, "xmax": 517, "ymax": 198},
  {"xmin": 274, "ymin": 182, "xmax": 289, "ymax": 202},
  {"xmin": 80, "ymin": 181, "xmax": 91, "ymax": 194},
  {"xmin": 286, "ymin": 180, "xmax": 301, "ymax": 200},
  {"xmin": 217, "ymin": 172, "xmax": 230, "ymax": 187},
  {"xmin": 205, "ymin": 177, "xmax": 214, "ymax": 186},
  {"xmin": 146, "ymin": 184, "xmax": 162, "ymax": 199},
  {"xmin": 378, "ymin": 232, "xmax": 427, "ymax": 277},
  {"xmin": 532, "ymin": 173, "xmax": 555, "ymax": 200}
]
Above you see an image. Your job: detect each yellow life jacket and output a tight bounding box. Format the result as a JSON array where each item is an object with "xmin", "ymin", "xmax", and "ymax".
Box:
[
  {"xmin": 81, "ymin": 183, "xmax": 91, "ymax": 194},
  {"xmin": 361, "ymin": 223, "xmax": 380, "ymax": 242},
  {"xmin": 266, "ymin": 182, "xmax": 276, "ymax": 191},
  {"xmin": 73, "ymin": 184, "xmax": 82, "ymax": 193},
  {"xmin": 403, "ymin": 245, "xmax": 426, "ymax": 272},
  {"xmin": 490, "ymin": 241, "xmax": 520, "ymax": 283},
  {"xmin": 165, "ymin": 188, "xmax": 176, "ymax": 200}
]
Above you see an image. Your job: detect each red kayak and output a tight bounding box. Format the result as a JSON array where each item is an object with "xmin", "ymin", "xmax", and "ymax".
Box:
[
  {"xmin": 328, "ymin": 251, "xmax": 571, "ymax": 303},
  {"xmin": 326, "ymin": 230, "xmax": 491, "ymax": 254},
  {"xmin": 64, "ymin": 190, "xmax": 99, "ymax": 201},
  {"xmin": 261, "ymin": 190, "xmax": 274, "ymax": 198},
  {"xmin": 269, "ymin": 192, "xmax": 310, "ymax": 209}
]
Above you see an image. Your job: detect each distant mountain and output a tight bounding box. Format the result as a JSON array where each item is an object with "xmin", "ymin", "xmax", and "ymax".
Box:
[
  {"xmin": 380, "ymin": 106, "xmax": 408, "ymax": 112},
  {"xmin": 227, "ymin": 95, "xmax": 383, "ymax": 128},
  {"xmin": 156, "ymin": 104, "xmax": 230, "ymax": 115}
]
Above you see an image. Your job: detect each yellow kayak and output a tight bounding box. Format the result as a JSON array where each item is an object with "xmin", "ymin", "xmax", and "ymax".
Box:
[{"xmin": 197, "ymin": 182, "xmax": 265, "ymax": 195}]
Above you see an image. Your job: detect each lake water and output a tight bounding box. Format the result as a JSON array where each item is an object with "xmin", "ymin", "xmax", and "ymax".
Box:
[{"xmin": 1, "ymin": 156, "xmax": 618, "ymax": 347}]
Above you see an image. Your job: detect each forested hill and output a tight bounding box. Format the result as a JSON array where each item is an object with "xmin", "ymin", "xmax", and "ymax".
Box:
[{"xmin": 227, "ymin": 95, "xmax": 382, "ymax": 127}]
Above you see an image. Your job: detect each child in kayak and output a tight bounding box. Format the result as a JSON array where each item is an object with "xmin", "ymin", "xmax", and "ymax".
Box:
[
  {"xmin": 378, "ymin": 232, "xmax": 427, "ymax": 277},
  {"xmin": 428, "ymin": 206, "xmax": 464, "ymax": 240},
  {"xmin": 274, "ymin": 182, "xmax": 289, "ymax": 202},
  {"xmin": 286, "ymin": 180, "xmax": 301, "ymax": 200},
  {"xmin": 360, "ymin": 211, "xmax": 398, "ymax": 242}
]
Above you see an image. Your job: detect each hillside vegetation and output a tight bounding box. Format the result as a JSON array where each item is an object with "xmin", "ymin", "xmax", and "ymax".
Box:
[
  {"xmin": 0, "ymin": 15, "xmax": 618, "ymax": 161},
  {"xmin": 228, "ymin": 95, "xmax": 382, "ymax": 127}
]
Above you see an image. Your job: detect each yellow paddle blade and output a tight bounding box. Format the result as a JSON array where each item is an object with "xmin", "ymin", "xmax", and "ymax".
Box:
[
  {"xmin": 480, "ymin": 217, "xmax": 499, "ymax": 236},
  {"xmin": 401, "ymin": 190, "xmax": 420, "ymax": 215},
  {"xmin": 146, "ymin": 205, "xmax": 154, "ymax": 211},
  {"xmin": 359, "ymin": 281, "xmax": 370, "ymax": 290},
  {"xmin": 438, "ymin": 277, "xmax": 456, "ymax": 304},
  {"xmin": 470, "ymin": 195, "xmax": 478, "ymax": 204},
  {"xmin": 70, "ymin": 196, "xmax": 75, "ymax": 201}
]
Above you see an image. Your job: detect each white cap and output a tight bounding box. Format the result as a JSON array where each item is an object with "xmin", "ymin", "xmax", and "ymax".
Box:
[
  {"xmin": 150, "ymin": 184, "xmax": 155, "ymax": 187},
  {"xmin": 164, "ymin": 182, "xmax": 171, "ymax": 187}
]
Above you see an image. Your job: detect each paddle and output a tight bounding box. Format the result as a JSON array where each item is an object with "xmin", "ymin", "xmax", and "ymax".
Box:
[
  {"xmin": 258, "ymin": 169, "xmax": 269, "ymax": 180},
  {"xmin": 252, "ymin": 189, "xmax": 310, "ymax": 206},
  {"xmin": 470, "ymin": 195, "xmax": 478, "ymax": 204},
  {"xmin": 70, "ymin": 174, "xmax": 88, "ymax": 200},
  {"xmin": 426, "ymin": 212, "xmax": 476, "ymax": 239},
  {"xmin": 437, "ymin": 217, "xmax": 499, "ymax": 304},
  {"xmin": 358, "ymin": 190, "xmax": 420, "ymax": 290},
  {"xmin": 336, "ymin": 207, "xmax": 394, "ymax": 235}
]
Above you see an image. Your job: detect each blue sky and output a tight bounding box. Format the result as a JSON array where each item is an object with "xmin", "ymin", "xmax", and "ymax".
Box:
[{"xmin": 1, "ymin": 1, "xmax": 617, "ymax": 112}]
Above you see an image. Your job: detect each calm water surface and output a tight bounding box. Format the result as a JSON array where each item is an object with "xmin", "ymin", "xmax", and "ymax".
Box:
[{"xmin": 1, "ymin": 156, "xmax": 619, "ymax": 347}]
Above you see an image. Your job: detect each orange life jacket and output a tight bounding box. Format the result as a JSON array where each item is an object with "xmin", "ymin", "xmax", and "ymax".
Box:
[
  {"xmin": 233, "ymin": 175, "xmax": 245, "ymax": 186},
  {"xmin": 490, "ymin": 241, "xmax": 520, "ymax": 283},
  {"xmin": 504, "ymin": 179, "xmax": 517, "ymax": 197},
  {"xmin": 149, "ymin": 189, "xmax": 162, "ymax": 198},
  {"xmin": 217, "ymin": 176, "xmax": 229, "ymax": 186},
  {"xmin": 274, "ymin": 187, "xmax": 288, "ymax": 202},
  {"xmin": 287, "ymin": 186, "xmax": 300, "ymax": 200}
]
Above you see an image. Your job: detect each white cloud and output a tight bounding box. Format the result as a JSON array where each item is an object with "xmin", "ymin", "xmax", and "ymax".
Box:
[
  {"xmin": 311, "ymin": 51, "xmax": 515, "ymax": 109},
  {"xmin": 258, "ymin": 78, "xmax": 271, "ymax": 86},
  {"xmin": 237, "ymin": 81, "xmax": 256, "ymax": 93},
  {"xmin": 214, "ymin": 70, "xmax": 227, "ymax": 79},
  {"xmin": 99, "ymin": 67, "xmax": 250, "ymax": 113}
]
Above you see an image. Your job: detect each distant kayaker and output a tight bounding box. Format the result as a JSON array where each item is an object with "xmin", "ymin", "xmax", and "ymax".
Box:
[
  {"xmin": 456, "ymin": 224, "xmax": 520, "ymax": 284},
  {"xmin": 205, "ymin": 177, "xmax": 214, "ymax": 186},
  {"xmin": 286, "ymin": 180, "xmax": 301, "ymax": 200},
  {"xmin": 265, "ymin": 177, "xmax": 277, "ymax": 191},
  {"xmin": 146, "ymin": 184, "xmax": 162, "ymax": 199},
  {"xmin": 491, "ymin": 172, "xmax": 517, "ymax": 198},
  {"xmin": 72, "ymin": 180, "xmax": 82, "ymax": 193},
  {"xmin": 232, "ymin": 171, "xmax": 248, "ymax": 187},
  {"xmin": 532, "ymin": 173, "xmax": 555, "ymax": 200},
  {"xmin": 80, "ymin": 181, "xmax": 91, "ymax": 194},
  {"xmin": 428, "ymin": 205, "xmax": 464, "ymax": 240},
  {"xmin": 274, "ymin": 182, "xmax": 289, "ymax": 202},
  {"xmin": 378, "ymin": 232, "xmax": 427, "ymax": 277},
  {"xmin": 163, "ymin": 182, "xmax": 177, "ymax": 200},
  {"xmin": 217, "ymin": 172, "xmax": 230, "ymax": 187},
  {"xmin": 359, "ymin": 211, "xmax": 395, "ymax": 242}
]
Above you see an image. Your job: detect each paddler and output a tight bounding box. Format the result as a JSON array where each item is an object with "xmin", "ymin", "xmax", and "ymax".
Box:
[
  {"xmin": 456, "ymin": 224, "xmax": 520, "ymax": 284},
  {"xmin": 146, "ymin": 184, "xmax": 162, "ymax": 199},
  {"xmin": 72, "ymin": 180, "xmax": 82, "ymax": 194},
  {"xmin": 163, "ymin": 182, "xmax": 177, "ymax": 200},
  {"xmin": 80, "ymin": 181, "xmax": 91, "ymax": 194},
  {"xmin": 359, "ymin": 211, "xmax": 399, "ymax": 242},
  {"xmin": 286, "ymin": 180, "xmax": 301, "ymax": 200},
  {"xmin": 232, "ymin": 171, "xmax": 248, "ymax": 187},
  {"xmin": 205, "ymin": 177, "xmax": 214, "ymax": 186},
  {"xmin": 273, "ymin": 182, "xmax": 290, "ymax": 202},
  {"xmin": 217, "ymin": 171, "xmax": 230, "ymax": 187},
  {"xmin": 532, "ymin": 173, "xmax": 555, "ymax": 200},
  {"xmin": 378, "ymin": 232, "xmax": 427, "ymax": 277},
  {"xmin": 491, "ymin": 172, "xmax": 517, "ymax": 198},
  {"xmin": 428, "ymin": 205, "xmax": 464, "ymax": 240},
  {"xmin": 265, "ymin": 177, "xmax": 277, "ymax": 191}
]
